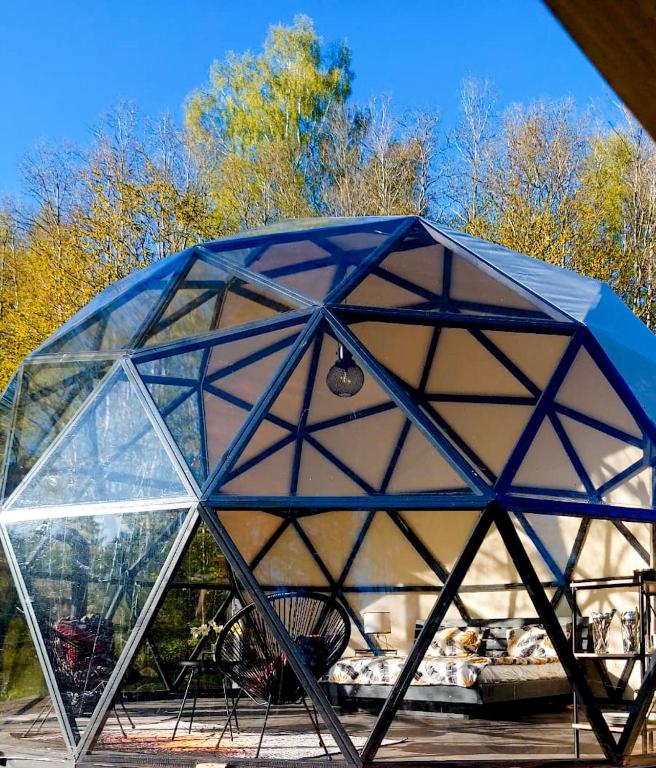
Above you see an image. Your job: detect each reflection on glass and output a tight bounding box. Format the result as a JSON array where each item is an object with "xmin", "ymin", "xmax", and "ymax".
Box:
[
  {"xmin": 0, "ymin": 542, "xmax": 66, "ymax": 754},
  {"xmin": 6, "ymin": 509, "xmax": 186, "ymax": 739},
  {"xmin": 8, "ymin": 370, "xmax": 191, "ymax": 509},
  {"xmin": 137, "ymin": 323, "xmax": 302, "ymax": 484},
  {"xmin": 93, "ymin": 521, "xmax": 235, "ymax": 755},
  {"xmin": 0, "ymin": 375, "xmax": 17, "ymax": 477},
  {"xmin": 3, "ymin": 360, "xmax": 113, "ymax": 499},
  {"xmin": 142, "ymin": 254, "xmax": 299, "ymax": 348},
  {"xmin": 240, "ymin": 221, "xmax": 401, "ymax": 301}
]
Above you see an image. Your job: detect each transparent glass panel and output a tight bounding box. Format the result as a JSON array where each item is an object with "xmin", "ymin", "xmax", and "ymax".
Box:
[
  {"xmin": 92, "ymin": 520, "xmax": 235, "ymax": 756},
  {"xmin": 142, "ymin": 254, "xmax": 300, "ymax": 347},
  {"xmin": 34, "ymin": 251, "xmax": 191, "ymax": 356},
  {"xmin": 214, "ymin": 328, "xmax": 474, "ymax": 498},
  {"xmin": 8, "ymin": 370, "xmax": 191, "ymax": 509},
  {"xmin": 3, "ymin": 360, "xmax": 113, "ymax": 499},
  {"xmin": 344, "ymin": 222, "xmax": 553, "ymax": 318},
  {"xmin": 137, "ymin": 322, "xmax": 303, "ymax": 484},
  {"xmin": 0, "ymin": 374, "xmax": 17, "ymax": 474},
  {"xmin": 243, "ymin": 221, "xmax": 402, "ymax": 301},
  {"xmin": 93, "ymin": 514, "xmax": 352, "ymax": 760},
  {"xmin": 214, "ymin": 508, "xmax": 389, "ymax": 758},
  {"xmin": 379, "ymin": 515, "xmax": 576, "ymax": 762},
  {"xmin": 37, "ymin": 252, "xmax": 185, "ymax": 355},
  {"xmin": 0, "ymin": 540, "xmax": 67, "ymax": 755},
  {"xmin": 6, "ymin": 507, "xmax": 187, "ymax": 740}
]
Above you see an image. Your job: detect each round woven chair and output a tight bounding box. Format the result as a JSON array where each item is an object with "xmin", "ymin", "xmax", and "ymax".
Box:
[{"xmin": 215, "ymin": 591, "xmax": 351, "ymax": 756}]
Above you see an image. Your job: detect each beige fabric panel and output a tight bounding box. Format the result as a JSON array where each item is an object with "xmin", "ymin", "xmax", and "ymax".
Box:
[
  {"xmin": 400, "ymin": 510, "xmax": 481, "ymax": 572},
  {"xmin": 603, "ymin": 466, "xmax": 653, "ymax": 508},
  {"xmin": 482, "ymin": 331, "xmax": 570, "ymax": 390},
  {"xmin": 215, "ymin": 510, "xmax": 282, "ymax": 564},
  {"xmin": 299, "ymin": 511, "xmax": 368, "ymax": 581},
  {"xmin": 513, "ymin": 420, "xmax": 585, "ymax": 491},
  {"xmin": 297, "ymin": 442, "xmax": 365, "ymax": 495},
  {"xmin": 203, "ymin": 394, "xmax": 248, "ymax": 470},
  {"xmin": 524, "ymin": 514, "xmax": 583, "ymax": 572},
  {"xmin": 556, "ymin": 347, "xmax": 641, "ymax": 437},
  {"xmin": 253, "ymin": 525, "xmax": 329, "ymax": 587},
  {"xmin": 560, "ymin": 416, "xmax": 643, "ymax": 489},
  {"xmin": 345, "ymin": 511, "xmax": 440, "ymax": 588},
  {"xmin": 313, "ymin": 408, "xmax": 406, "ymax": 489},
  {"xmin": 385, "ymin": 424, "xmax": 468, "ymax": 492},
  {"xmin": 350, "ymin": 321, "xmax": 434, "ymax": 389},
  {"xmin": 574, "ymin": 519, "xmax": 650, "ymax": 585},
  {"xmin": 435, "ymin": 402, "xmax": 532, "ymax": 477},
  {"xmin": 449, "ymin": 256, "xmax": 540, "ymax": 312},
  {"xmin": 217, "ymin": 288, "xmax": 280, "ymax": 330},
  {"xmin": 205, "ymin": 325, "xmax": 296, "ymax": 380},
  {"xmin": 347, "ymin": 272, "xmax": 426, "ymax": 308},
  {"xmin": 461, "ymin": 524, "xmax": 522, "ymax": 587},
  {"xmin": 222, "ymin": 442, "xmax": 295, "ymax": 495},
  {"xmin": 426, "ymin": 329, "xmax": 531, "ymax": 397},
  {"xmin": 381, "ymin": 243, "xmax": 444, "ymax": 293}
]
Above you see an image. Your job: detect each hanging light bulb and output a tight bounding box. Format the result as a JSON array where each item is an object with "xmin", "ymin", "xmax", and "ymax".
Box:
[{"xmin": 326, "ymin": 344, "xmax": 364, "ymax": 397}]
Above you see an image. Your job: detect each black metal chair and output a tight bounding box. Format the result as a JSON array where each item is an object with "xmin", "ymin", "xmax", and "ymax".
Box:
[{"xmin": 215, "ymin": 591, "xmax": 351, "ymax": 757}]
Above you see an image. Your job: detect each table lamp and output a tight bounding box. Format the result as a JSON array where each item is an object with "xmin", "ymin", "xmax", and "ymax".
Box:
[{"xmin": 363, "ymin": 610, "xmax": 392, "ymax": 653}]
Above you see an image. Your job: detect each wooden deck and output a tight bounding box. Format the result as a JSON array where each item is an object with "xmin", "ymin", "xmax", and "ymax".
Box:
[{"xmin": 3, "ymin": 696, "xmax": 656, "ymax": 766}]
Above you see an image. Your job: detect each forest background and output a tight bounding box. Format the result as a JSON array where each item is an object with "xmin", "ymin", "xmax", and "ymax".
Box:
[{"xmin": 1, "ymin": 16, "xmax": 655, "ymax": 388}]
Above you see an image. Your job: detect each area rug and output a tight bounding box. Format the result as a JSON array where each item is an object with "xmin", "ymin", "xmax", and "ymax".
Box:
[{"xmin": 97, "ymin": 725, "xmax": 403, "ymax": 760}]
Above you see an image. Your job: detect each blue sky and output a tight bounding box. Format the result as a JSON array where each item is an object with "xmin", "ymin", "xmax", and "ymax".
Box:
[{"xmin": 0, "ymin": 0, "xmax": 617, "ymax": 192}]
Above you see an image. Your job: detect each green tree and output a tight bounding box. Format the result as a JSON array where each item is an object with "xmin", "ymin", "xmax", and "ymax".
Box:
[{"xmin": 184, "ymin": 15, "xmax": 352, "ymax": 231}]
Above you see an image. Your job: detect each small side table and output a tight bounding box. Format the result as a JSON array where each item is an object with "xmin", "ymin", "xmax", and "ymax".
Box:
[{"xmin": 171, "ymin": 660, "xmax": 203, "ymax": 741}]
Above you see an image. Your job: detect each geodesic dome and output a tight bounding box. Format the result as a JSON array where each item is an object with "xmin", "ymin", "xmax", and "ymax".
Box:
[{"xmin": 1, "ymin": 215, "xmax": 655, "ymax": 765}]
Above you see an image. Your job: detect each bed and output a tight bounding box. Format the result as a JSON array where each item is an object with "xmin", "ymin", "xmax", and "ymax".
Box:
[{"xmin": 324, "ymin": 618, "xmax": 576, "ymax": 713}]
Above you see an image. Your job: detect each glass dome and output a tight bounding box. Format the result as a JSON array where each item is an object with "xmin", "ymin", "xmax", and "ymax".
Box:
[{"xmin": 0, "ymin": 216, "xmax": 654, "ymax": 766}]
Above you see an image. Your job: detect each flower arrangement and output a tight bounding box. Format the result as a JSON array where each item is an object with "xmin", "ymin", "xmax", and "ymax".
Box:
[{"xmin": 190, "ymin": 619, "xmax": 223, "ymax": 641}]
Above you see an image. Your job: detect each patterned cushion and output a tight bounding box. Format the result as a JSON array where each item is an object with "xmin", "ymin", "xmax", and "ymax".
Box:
[
  {"xmin": 506, "ymin": 625, "xmax": 558, "ymax": 660},
  {"xmin": 428, "ymin": 626, "xmax": 484, "ymax": 657}
]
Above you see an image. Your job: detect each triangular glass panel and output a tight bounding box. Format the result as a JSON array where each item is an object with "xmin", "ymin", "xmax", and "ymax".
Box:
[
  {"xmin": 91, "ymin": 519, "xmax": 236, "ymax": 757},
  {"xmin": 136, "ymin": 321, "xmax": 304, "ymax": 485},
  {"xmin": 379, "ymin": 514, "xmax": 580, "ymax": 762},
  {"xmin": 226, "ymin": 220, "xmax": 403, "ymax": 302},
  {"xmin": 0, "ymin": 537, "xmax": 67, "ymax": 754},
  {"xmin": 343, "ymin": 222, "xmax": 557, "ymax": 319},
  {"xmin": 0, "ymin": 374, "xmax": 18, "ymax": 473},
  {"xmin": 212, "ymin": 325, "xmax": 476, "ymax": 499},
  {"xmin": 95, "ymin": 508, "xmax": 361, "ymax": 760},
  {"xmin": 211, "ymin": 507, "xmax": 414, "ymax": 758},
  {"xmin": 7, "ymin": 369, "xmax": 192, "ymax": 509},
  {"xmin": 5, "ymin": 507, "xmax": 188, "ymax": 740},
  {"xmin": 3, "ymin": 360, "xmax": 114, "ymax": 500},
  {"xmin": 142, "ymin": 252, "xmax": 301, "ymax": 347},
  {"xmin": 35, "ymin": 253, "xmax": 190, "ymax": 356}
]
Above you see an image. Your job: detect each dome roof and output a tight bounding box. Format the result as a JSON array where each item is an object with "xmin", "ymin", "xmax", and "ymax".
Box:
[{"xmin": 0, "ymin": 215, "xmax": 653, "ymax": 519}]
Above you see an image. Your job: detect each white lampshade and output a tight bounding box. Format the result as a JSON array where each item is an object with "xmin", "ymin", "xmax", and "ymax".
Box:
[{"xmin": 363, "ymin": 611, "xmax": 391, "ymax": 635}]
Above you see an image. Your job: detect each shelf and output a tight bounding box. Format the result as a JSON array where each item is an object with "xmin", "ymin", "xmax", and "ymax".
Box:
[{"xmin": 575, "ymin": 652, "xmax": 640, "ymax": 659}]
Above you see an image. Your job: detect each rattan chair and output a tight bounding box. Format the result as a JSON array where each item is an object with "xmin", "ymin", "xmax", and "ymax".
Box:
[{"xmin": 215, "ymin": 591, "xmax": 350, "ymax": 757}]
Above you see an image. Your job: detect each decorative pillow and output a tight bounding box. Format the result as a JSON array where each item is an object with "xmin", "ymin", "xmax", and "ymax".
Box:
[
  {"xmin": 506, "ymin": 625, "xmax": 558, "ymax": 660},
  {"xmin": 428, "ymin": 626, "xmax": 484, "ymax": 657}
]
